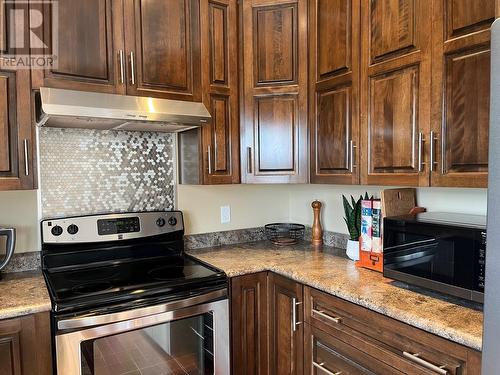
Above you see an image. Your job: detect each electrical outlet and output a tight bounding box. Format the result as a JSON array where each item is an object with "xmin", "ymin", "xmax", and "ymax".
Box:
[{"xmin": 220, "ymin": 206, "xmax": 231, "ymax": 224}]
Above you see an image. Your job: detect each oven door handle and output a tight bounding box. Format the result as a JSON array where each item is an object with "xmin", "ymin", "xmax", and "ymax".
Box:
[{"xmin": 57, "ymin": 288, "xmax": 226, "ymax": 330}]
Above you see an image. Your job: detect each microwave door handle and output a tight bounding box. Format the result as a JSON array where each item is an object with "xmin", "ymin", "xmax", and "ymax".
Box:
[{"xmin": 386, "ymin": 246, "xmax": 438, "ymax": 268}]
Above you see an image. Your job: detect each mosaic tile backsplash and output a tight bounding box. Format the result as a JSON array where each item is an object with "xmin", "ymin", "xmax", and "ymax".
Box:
[{"xmin": 39, "ymin": 128, "xmax": 176, "ymax": 219}]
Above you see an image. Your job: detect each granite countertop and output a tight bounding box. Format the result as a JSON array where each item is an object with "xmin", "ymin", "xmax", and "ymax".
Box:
[
  {"xmin": 188, "ymin": 240, "xmax": 483, "ymax": 351},
  {"xmin": 0, "ymin": 271, "xmax": 51, "ymax": 320}
]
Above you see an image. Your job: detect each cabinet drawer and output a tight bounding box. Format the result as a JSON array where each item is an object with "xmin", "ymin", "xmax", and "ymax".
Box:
[
  {"xmin": 305, "ymin": 323, "xmax": 406, "ymax": 375},
  {"xmin": 304, "ymin": 287, "xmax": 480, "ymax": 375}
]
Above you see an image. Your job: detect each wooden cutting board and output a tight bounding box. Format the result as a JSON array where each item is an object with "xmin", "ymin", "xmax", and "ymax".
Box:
[{"xmin": 381, "ymin": 188, "xmax": 417, "ymax": 217}]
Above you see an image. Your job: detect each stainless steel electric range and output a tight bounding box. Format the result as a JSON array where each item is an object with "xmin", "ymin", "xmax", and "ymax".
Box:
[{"xmin": 41, "ymin": 211, "xmax": 229, "ymax": 375}]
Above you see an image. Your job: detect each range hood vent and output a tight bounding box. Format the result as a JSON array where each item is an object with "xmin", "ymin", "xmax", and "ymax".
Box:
[{"xmin": 35, "ymin": 87, "xmax": 211, "ymax": 133}]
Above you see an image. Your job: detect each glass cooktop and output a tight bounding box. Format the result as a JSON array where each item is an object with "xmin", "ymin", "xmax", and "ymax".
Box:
[{"xmin": 44, "ymin": 255, "xmax": 226, "ymax": 313}]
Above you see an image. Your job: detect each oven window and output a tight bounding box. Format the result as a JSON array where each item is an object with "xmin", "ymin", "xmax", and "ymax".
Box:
[{"xmin": 80, "ymin": 312, "xmax": 214, "ymax": 375}]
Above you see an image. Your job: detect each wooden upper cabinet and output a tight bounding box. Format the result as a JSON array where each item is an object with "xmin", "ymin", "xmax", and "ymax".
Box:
[
  {"xmin": 310, "ymin": 0, "xmax": 360, "ymax": 184},
  {"xmin": 123, "ymin": 0, "xmax": 201, "ymax": 101},
  {"xmin": 200, "ymin": 0, "xmax": 240, "ymax": 184},
  {"xmin": 0, "ymin": 67, "xmax": 34, "ymax": 191},
  {"xmin": 430, "ymin": 0, "xmax": 495, "ymax": 187},
  {"xmin": 268, "ymin": 273, "xmax": 303, "ymax": 375},
  {"xmin": 31, "ymin": 0, "xmax": 125, "ymax": 94},
  {"xmin": 360, "ymin": 0, "xmax": 432, "ymax": 186},
  {"xmin": 241, "ymin": 0, "xmax": 308, "ymax": 184}
]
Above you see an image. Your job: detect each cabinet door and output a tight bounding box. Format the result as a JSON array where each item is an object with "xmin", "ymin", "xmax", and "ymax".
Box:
[
  {"xmin": 309, "ymin": 0, "xmax": 361, "ymax": 184},
  {"xmin": 0, "ymin": 313, "xmax": 52, "ymax": 375},
  {"xmin": 31, "ymin": 0, "xmax": 125, "ymax": 94},
  {"xmin": 0, "ymin": 66, "xmax": 34, "ymax": 191},
  {"xmin": 268, "ymin": 273, "xmax": 303, "ymax": 375},
  {"xmin": 430, "ymin": 0, "xmax": 495, "ymax": 187},
  {"xmin": 231, "ymin": 273, "xmax": 269, "ymax": 375},
  {"xmin": 200, "ymin": 0, "xmax": 240, "ymax": 184},
  {"xmin": 241, "ymin": 0, "xmax": 308, "ymax": 183},
  {"xmin": 123, "ymin": 0, "xmax": 201, "ymax": 101},
  {"xmin": 360, "ymin": 0, "xmax": 432, "ymax": 186}
]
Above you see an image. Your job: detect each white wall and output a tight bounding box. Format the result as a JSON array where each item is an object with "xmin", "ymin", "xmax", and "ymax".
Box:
[
  {"xmin": 177, "ymin": 184, "xmax": 290, "ymax": 234},
  {"xmin": 0, "ymin": 184, "xmax": 488, "ymax": 252},
  {"xmin": 0, "ymin": 190, "xmax": 40, "ymax": 253},
  {"xmin": 288, "ymin": 185, "xmax": 488, "ymax": 235}
]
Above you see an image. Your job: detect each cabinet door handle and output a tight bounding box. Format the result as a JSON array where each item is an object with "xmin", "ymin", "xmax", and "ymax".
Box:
[
  {"xmin": 312, "ymin": 361, "xmax": 342, "ymax": 375},
  {"xmin": 23, "ymin": 139, "xmax": 29, "ymax": 176},
  {"xmin": 292, "ymin": 297, "xmax": 302, "ymax": 332},
  {"xmin": 312, "ymin": 308, "xmax": 342, "ymax": 324},
  {"xmin": 402, "ymin": 352, "xmax": 448, "ymax": 374},
  {"xmin": 130, "ymin": 52, "xmax": 136, "ymax": 85},
  {"xmin": 418, "ymin": 132, "xmax": 426, "ymax": 172},
  {"xmin": 119, "ymin": 50, "xmax": 125, "ymax": 85},
  {"xmin": 430, "ymin": 131, "xmax": 438, "ymax": 172},
  {"xmin": 207, "ymin": 145, "xmax": 212, "ymax": 175},
  {"xmin": 349, "ymin": 140, "xmax": 357, "ymax": 173},
  {"xmin": 247, "ymin": 147, "xmax": 252, "ymax": 174}
]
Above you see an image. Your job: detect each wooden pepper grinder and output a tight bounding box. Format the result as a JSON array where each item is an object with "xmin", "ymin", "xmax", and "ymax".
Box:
[{"xmin": 311, "ymin": 200, "xmax": 323, "ymax": 247}]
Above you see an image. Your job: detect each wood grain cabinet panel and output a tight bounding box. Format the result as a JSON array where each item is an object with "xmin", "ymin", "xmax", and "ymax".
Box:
[
  {"xmin": 0, "ymin": 67, "xmax": 34, "ymax": 191},
  {"xmin": 231, "ymin": 272, "xmax": 269, "ymax": 375},
  {"xmin": 31, "ymin": 0, "xmax": 124, "ymax": 94},
  {"xmin": 124, "ymin": 0, "xmax": 201, "ymax": 101},
  {"xmin": 256, "ymin": 96, "xmax": 296, "ymax": 172},
  {"xmin": 241, "ymin": 0, "xmax": 308, "ymax": 184},
  {"xmin": 368, "ymin": 66, "xmax": 419, "ymax": 175},
  {"xmin": 254, "ymin": 4, "xmax": 296, "ymax": 85},
  {"xmin": 268, "ymin": 273, "xmax": 303, "ymax": 375},
  {"xmin": 200, "ymin": 0, "xmax": 239, "ymax": 184},
  {"xmin": 316, "ymin": 88, "xmax": 350, "ymax": 173},
  {"xmin": 310, "ymin": 0, "xmax": 360, "ymax": 184},
  {"xmin": 430, "ymin": 0, "xmax": 494, "ymax": 187},
  {"xmin": 446, "ymin": 0, "xmax": 495, "ymax": 38},
  {"xmin": 444, "ymin": 48, "xmax": 490, "ymax": 174},
  {"xmin": 360, "ymin": 0, "xmax": 431, "ymax": 186},
  {"xmin": 370, "ymin": 0, "xmax": 417, "ymax": 62},
  {"xmin": 0, "ymin": 313, "xmax": 52, "ymax": 375},
  {"xmin": 316, "ymin": 0, "xmax": 351, "ymax": 77}
]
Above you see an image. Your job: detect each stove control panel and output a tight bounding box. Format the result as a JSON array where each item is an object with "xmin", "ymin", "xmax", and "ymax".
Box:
[{"xmin": 42, "ymin": 211, "xmax": 184, "ymax": 244}]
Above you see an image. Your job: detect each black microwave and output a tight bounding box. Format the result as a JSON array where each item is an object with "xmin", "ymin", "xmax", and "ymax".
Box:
[{"xmin": 383, "ymin": 212, "xmax": 486, "ymax": 303}]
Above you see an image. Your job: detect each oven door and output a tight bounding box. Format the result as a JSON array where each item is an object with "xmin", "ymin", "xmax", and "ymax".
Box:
[{"xmin": 55, "ymin": 290, "xmax": 229, "ymax": 375}]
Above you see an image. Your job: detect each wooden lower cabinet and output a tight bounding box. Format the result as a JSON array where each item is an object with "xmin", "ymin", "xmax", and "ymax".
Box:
[
  {"xmin": 304, "ymin": 286, "xmax": 481, "ymax": 375},
  {"xmin": 231, "ymin": 272, "xmax": 269, "ymax": 375},
  {"xmin": 0, "ymin": 312, "xmax": 52, "ymax": 375},
  {"xmin": 268, "ymin": 273, "xmax": 304, "ymax": 375},
  {"xmin": 231, "ymin": 273, "xmax": 481, "ymax": 375}
]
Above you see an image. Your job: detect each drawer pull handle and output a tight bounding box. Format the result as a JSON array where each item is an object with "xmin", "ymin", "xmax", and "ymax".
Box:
[
  {"xmin": 403, "ymin": 352, "xmax": 448, "ymax": 374},
  {"xmin": 312, "ymin": 361, "xmax": 342, "ymax": 375},
  {"xmin": 312, "ymin": 308, "xmax": 342, "ymax": 324}
]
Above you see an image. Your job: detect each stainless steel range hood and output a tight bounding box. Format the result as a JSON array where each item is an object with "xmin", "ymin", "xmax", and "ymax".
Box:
[{"xmin": 35, "ymin": 87, "xmax": 211, "ymax": 133}]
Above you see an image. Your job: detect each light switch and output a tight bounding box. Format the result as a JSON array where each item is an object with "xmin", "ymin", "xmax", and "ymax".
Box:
[{"xmin": 220, "ymin": 206, "xmax": 231, "ymax": 224}]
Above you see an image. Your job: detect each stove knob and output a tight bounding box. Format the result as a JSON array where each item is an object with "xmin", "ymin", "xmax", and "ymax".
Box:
[
  {"xmin": 67, "ymin": 224, "xmax": 79, "ymax": 235},
  {"xmin": 168, "ymin": 217, "xmax": 177, "ymax": 226},
  {"xmin": 156, "ymin": 218, "xmax": 166, "ymax": 227},
  {"xmin": 51, "ymin": 225, "xmax": 63, "ymax": 236}
]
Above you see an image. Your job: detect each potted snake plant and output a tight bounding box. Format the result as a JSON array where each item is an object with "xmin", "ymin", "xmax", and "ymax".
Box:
[{"xmin": 342, "ymin": 193, "xmax": 369, "ymax": 261}]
